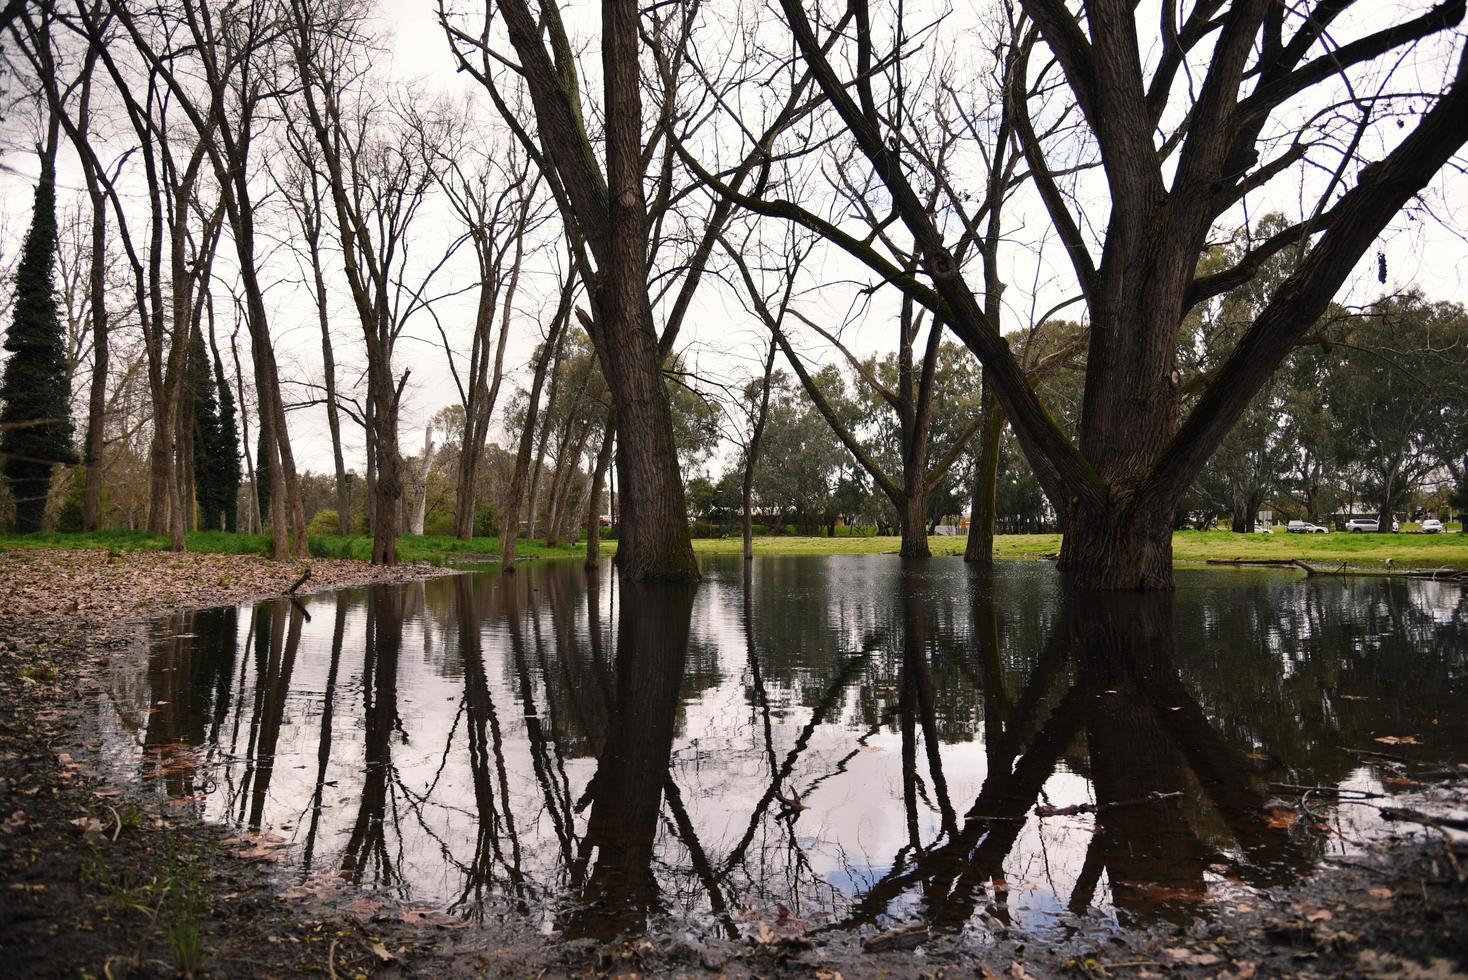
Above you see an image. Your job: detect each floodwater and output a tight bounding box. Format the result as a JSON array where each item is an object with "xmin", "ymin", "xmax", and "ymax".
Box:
[{"xmin": 95, "ymin": 557, "xmax": 1468, "ymax": 942}]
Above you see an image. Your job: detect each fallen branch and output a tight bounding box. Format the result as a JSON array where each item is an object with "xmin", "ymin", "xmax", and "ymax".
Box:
[
  {"xmin": 1035, "ymin": 790, "xmax": 1183, "ymax": 818},
  {"xmin": 1378, "ymin": 806, "xmax": 1468, "ymax": 834},
  {"xmin": 286, "ymin": 568, "xmax": 311, "ymax": 595}
]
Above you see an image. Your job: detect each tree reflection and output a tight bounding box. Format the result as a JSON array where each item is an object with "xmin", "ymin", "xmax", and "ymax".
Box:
[
  {"xmin": 840, "ymin": 584, "xmax": 1313, "ymax": 932},
  {"xmin": 563, "ymin": 579, "xmax": 696, "ymax": 941},
  {"xmin": 341, "ymin": 585, "xmax": 404, "ymax": 888},
  {"xmin": 113, "ymin": 557, "xmax": 1465, "ymax": 940},
  {"xmin": 142, "ymin": 606, "xmax": 237, "ymax": 804}
]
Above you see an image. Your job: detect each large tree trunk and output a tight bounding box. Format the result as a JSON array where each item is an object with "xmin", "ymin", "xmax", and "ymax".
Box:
[
  {"xmin": 1058, "ymin": 494, "xmax": 1175, "ymax": 591},
  {"xmin": 595, "ymin": 0, "xmax": 698, "ymax": 583},
  {"xmin": 964, "ymin": 385, "xmax": 1003, "ymax": 565},
  {"xmin": 899, "ymin": 474, "xmax": 930, "ymax": 560},
  {"xmin": 368, "ymin": 361, "xmax": 401, "ymax": 565}
]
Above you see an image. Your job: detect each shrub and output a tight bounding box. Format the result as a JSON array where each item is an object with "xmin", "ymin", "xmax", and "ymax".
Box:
[{"xmin": 306, "ymin": 508, "xmax": 340, "ymax": 536}]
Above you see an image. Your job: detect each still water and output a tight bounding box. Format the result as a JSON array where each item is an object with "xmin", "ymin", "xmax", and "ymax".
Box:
[{"xmin": 95, "ymin": 557, "xmax": 1467, "ymax": 940}]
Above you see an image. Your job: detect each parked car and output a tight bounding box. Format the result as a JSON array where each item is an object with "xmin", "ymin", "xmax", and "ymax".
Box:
[
  {"xmin": 1421, "ymin": 518, "xmax": 1444, "ymax": 534},
  {"xmin": 1345, "ymin": 518, "xmax": 1378, "ymax": 532},
  {"xmin": 1286, "ymin": 520, "xmax": 1329, "ymax": 534}
]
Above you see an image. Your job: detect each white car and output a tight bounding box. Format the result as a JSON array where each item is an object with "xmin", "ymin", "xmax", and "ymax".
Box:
[
  {"xmin": 1420, "ymin": 518, "xmax": 1444, "ymax": 534},
  {"xmin": 1286, "ymin": 520, "xmax": 1329, "ymax": 534},
  {"xmin": 1345, "ymin": 518, "xmax": 1378, "ymax": 532}
]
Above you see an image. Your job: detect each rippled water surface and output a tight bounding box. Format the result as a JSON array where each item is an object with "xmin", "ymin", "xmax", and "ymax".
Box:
[{"xmin": 95, "ymin": 557, "xmax": 1468, "ymax": 940}]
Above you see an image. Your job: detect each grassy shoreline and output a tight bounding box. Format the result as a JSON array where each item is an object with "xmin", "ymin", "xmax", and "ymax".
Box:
[
  {"xmin": 676, "ymin": 528, "xmax": 1468, "ymax": 568},
  {"xmin": 0, "ymin": 528, "xmax": 583, "ymax": 565},
  {"xmin": 4, "ymin": 526, "xmax": 1464, "ymax": 570}
]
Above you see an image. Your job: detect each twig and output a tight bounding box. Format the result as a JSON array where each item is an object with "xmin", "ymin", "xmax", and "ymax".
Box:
[
  {"xmin": 1035, "ymin": 791, "xmax": 1183, "ymax": 818},
  {"xmin": 1439, "ymin": 828, "xmax": 1465, "ymax": 884},
  {"xmin": 1378, "ymin": 806, "xmax": 1468, "ymax": 833},
  {"xmin": 105, "ymin": 802, "xmax": 121, "ymax": 842},
  {"xmin": 327, "ymin": 937, "xmax": 338, "ymax": 980},
  {"xmin": 1270, "ymin": 782, "xmax": 1386, "ymax": 799}
]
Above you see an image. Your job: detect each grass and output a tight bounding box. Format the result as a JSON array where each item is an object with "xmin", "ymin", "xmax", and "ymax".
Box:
[
  {"xmin": 665, "ymin": 527, "xmax": 1468, "ymax": 569},
  {"xmin": 0, "ymin": 527, "xmax": 583, "ymax": 566},
  {"xmin": 4, "ymin": 525, "xmax": 1465, "ymax": 570}
]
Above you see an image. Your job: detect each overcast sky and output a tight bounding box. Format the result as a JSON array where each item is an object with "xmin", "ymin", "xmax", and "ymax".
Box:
[{"xmin": 1, "ymin": 0, "xmax": 1465, "ymax": 479}]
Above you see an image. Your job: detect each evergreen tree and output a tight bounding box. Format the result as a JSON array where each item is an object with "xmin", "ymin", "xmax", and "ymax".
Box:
[
  {"xmin": 255, "ymin": 425, "xmax": 271, "ymax": 531},
  {"xmin": 191, "ymin": 332, "xmax": 241, "ymax": 530},
  {"xmin": 0, "ymin": 141, "xmax": 76, "ymax": 533},
  {"xmin": 212, "ymin": 343, "xmax": 241, "ymax": 531}
]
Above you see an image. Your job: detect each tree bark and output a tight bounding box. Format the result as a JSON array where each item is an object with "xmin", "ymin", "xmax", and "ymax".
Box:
[{"xmin": 491, "ymin": 0, "xmax": 699, "ymax": 581}]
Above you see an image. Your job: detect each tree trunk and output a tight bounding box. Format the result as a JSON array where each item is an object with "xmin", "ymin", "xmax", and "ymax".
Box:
[
  {"xmin": 899, "ymin": 478, "xmax": 930, "ymax": 559},
  {"xmin": 743, "ymin": 336, "xmax": 778, "ymax": 562},
  {"xmin": 584, "ymin": 418, "xmax": 615, "ymax": 570},
  {"xmin": 408, "ymin": 424, "xmax": 432, "ymax": 537},
  {"xmin": 595, "ymin": 0, "xmax": 698, "ymax": 583},
  {"xmin": 1058, "ymin": 495, "xmax": 1175, "ymax": 591},
  {"xmin": 80, "ymin": 179, "xmax": 107, "ymax": 532},
  {"xmin": 368, "ymin": 363, "xmax": 401, "ymax": 565},
  {"xmin": 309, "ymin": 224, "xmax": 350, "ymax": 536},
  {"xmin": 501, "ymin": 302, "xmax": 569, "ymax": 570},
  {"xmin": 547, "ymin": 417, "xmax": 593, "ymax": 547},
  {"xmin": 524, "ymin": 333, "xmax": 566, "ymax": 541},
  {"xmin": 964, "ymin": 384, "xmax": 1003, "ymax": 565}
]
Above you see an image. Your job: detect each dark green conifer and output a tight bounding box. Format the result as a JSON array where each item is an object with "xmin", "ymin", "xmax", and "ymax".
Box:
[
  {"xmin": 212, "ymin": 343, "xmax": 241, "ymax": 531},
  {"xmin": 0, "ymin": 142, "xmax": 76, "ymax": 533}
]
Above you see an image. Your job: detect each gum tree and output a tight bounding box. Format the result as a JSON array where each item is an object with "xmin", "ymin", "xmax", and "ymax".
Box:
[{"xmin": 710, "ymin": 0, "xmax": 1468, "ymax": 588}]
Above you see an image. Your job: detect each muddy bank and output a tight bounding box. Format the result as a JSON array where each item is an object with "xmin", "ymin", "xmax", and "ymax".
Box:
[{"xmin": 1, "ymin": 551, "xmax": 1466, "ymax": 977}]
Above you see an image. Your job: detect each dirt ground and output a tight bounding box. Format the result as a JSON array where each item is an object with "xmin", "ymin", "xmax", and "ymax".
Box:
[{"xmin": 1, "ymin": 548, "xmax": 1465, "ymax": 978}]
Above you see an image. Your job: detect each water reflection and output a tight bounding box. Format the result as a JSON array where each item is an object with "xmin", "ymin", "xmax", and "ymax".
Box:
[{"xmin": 102, "ymin": 558, "xmax": 1467, "ymax": 938}]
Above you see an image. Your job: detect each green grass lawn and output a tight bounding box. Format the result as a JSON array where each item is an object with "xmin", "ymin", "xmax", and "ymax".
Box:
[
  {"xmin": 0, "ymin": 528, "xmax": 583, "ymax": 565},
  {"xmin": 3, "ymin": 526, "xmax": 1464, "ymax": 570},
  {"xmin": 674, "ymin": 527, "xmax": 1468, "ymax": 568}
]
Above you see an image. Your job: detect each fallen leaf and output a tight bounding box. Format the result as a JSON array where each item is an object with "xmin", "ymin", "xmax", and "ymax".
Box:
[
  {"xmin": 1374, "ymin": 735, "xmax": 1421, "ymax": 746},
  {"xmin": 1306, "ymin": 909, "xmax": 1333, "ymax": 922},
  {"xmin": 1367, "ymin": 887, "xmax": 1394, "ymax": 900},
  {"xmin": 367, "ymin": 939, "xmax": 395, "ymax": 963},
  {"xmin": 1267, "ymin": 808, "xmax": 1301, "ymax": 829},
  {"xmin": 1163, "ymin": 949, "xmax": 1224, "ymax": 966}
]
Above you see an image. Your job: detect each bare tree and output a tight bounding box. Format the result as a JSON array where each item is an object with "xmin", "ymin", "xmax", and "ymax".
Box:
[
  {"xmin": 286, "ymin": 0, "xmax": 452, "ymax": 564},
  {"xmin": 108, "ymin": 0, "xmax": 310, "ymax": 559},
  {"xmin": 276, "ymin": 141, "xmax": 352, "ymax": 535},
  {"xmin": 699, "ymin": 0, "xmax": 1468, "ymax": 589},
  {"xmin": 417, "ymin": 99, "xmax": 543, "ymax": 540}
]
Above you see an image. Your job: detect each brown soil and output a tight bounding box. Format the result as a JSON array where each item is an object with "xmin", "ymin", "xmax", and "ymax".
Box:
[{"xmin": 1, "ymin": 549, "xmax": 1465, "ymax": 978}]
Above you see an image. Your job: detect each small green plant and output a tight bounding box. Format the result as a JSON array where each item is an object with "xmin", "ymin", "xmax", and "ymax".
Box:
[
  {"xmin": 164, "ymin": 873, "xmax": 204, "ymax": 975},
  {"xmin": 16, "ymin": 663, "xmax": 56, "ymax": 683},
  {"xmin": 117, "ymin": 802, "xmax": 145, "ymax": 831}
]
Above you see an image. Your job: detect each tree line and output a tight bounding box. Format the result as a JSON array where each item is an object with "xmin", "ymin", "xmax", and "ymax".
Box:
[{"xmin": 1, "ymin": 0, "xmax": 1466, "ymax": 590}]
